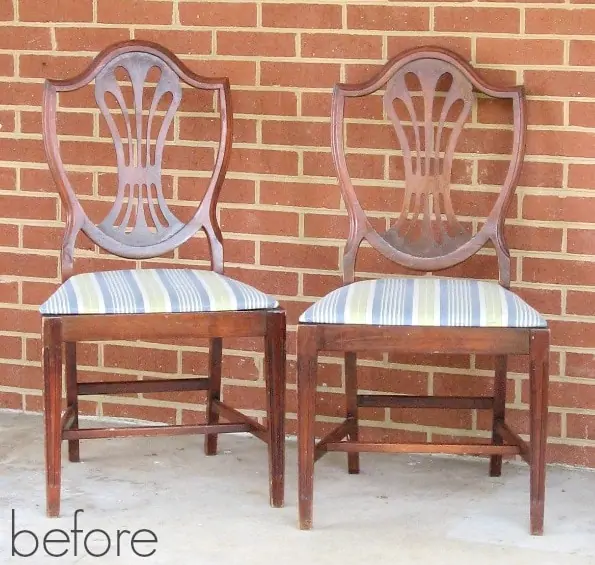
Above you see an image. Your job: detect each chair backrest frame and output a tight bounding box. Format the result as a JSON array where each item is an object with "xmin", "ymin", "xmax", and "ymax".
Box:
[
  {"xmin": 331, "ymin": 46, "xmax": 527, "ymax": 288},
  {"xmin": 42, "ymin": 40, "xmax": 232, "ymax": 282}
]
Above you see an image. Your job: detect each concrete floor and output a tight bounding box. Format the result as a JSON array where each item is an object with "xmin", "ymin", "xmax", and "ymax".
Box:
[{"xmin": 0, "ymin": 411, "xmax": 594, "ymax": 564}]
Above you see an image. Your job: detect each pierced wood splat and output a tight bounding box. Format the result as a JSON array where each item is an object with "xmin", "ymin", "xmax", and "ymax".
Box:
[
  {"xmin": 43, "ymin": 41, "xmax": 232, "ymax": 279},
  {"xmin": 331, "ymin": 48, "xmax": 526, "ymax": 285},
  {"xmin": 95, "ymin": 54, "xmax": 183, "ymax": 247}
]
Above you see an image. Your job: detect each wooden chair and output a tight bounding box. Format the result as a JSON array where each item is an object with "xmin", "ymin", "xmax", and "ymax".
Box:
[
  {"xmin": 40, "ymin": 40, "xmax": 285, "ymax": 517},
  {"xmin": 297, "ymin": 47, "xmax": 549, "ymax": 534}
]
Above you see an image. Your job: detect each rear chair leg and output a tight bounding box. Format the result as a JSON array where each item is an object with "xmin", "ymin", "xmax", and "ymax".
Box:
[
  {"xmin": 264, "ymin": 311, "xmax": 286, "ymax": 508},
  {"xmin": 43, "ymin": 318, "xmax": 63, "ymax": 517},
  {"xmin": 65, "ymin": 342, "xmax": 79, "ymax": 463},
  {"xmin": 204, "ymin": 337, "xmax": 223, "ymax": 456},
  {"xmin": 490, "ymin": 355, "xmax": 507, "ymax": 477},
  {"xmin": 298, "ymin": 326, "xmax": 318, "ymax": 530},
  {"xmin": 345, "ymin": 352, "xmax": 359, "ymax": 474},
  {"xmin": 529, "ymin": 330, "xmax": 549, "ymax": 535}
]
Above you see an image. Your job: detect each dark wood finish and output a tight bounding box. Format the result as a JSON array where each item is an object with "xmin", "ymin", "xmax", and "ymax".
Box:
[
  {"xmin": 325, "ymin": 442, "xmax": 521, "ymax": 456},
  {"xmin": 212, "ymin": 399, "xmax": 268, "ymax": 442},
  {"xmin": 62, "ymin": 423, "xmax": 251, "ymax": 441},
  {"xmin": 490, "ymin": 355, "xmax": 508, "ymax": 476},
  {"xmin": 297, "ymin": 47, "xmax": 549, "ymax": 535},
  {"xmin": 78, "ymin": 378, "xmax": 210, "ymax": 396},
  {"xmin": 345, "ymin": 352, "xmax": 359, "ymax": 474},
  {"xmin": 357, "ymin": 395, "xmax": 494, "ymax": 410},
  {"xmin": 65, "ymin": 342, "xmax": 79, "ymax": 462},
  {"xmin": 529, "ymin": 329, "xmax": 549, "ymax": 535},
  {"xmin": 204, "ymin": 337, "xmax": 223, "ymax": 456},
  {"xmin": 40, "ymin": 40, "xmax": 286, "ymax": 517}
]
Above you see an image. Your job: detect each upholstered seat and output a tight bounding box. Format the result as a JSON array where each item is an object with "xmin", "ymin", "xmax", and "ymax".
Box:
[
  {"xmin": 40, "ymin": 268, "xmax": 279, "ymax": 315},
  {"xmin": 300, "ymin": 277, "xmax": 545, "ymax": 328}
]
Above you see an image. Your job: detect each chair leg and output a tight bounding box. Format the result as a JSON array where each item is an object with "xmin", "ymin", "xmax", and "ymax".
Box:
[
  {"xmin": 489, "ymin": 355, "xmax": 507, "ymax": 477},
  {"xmin": 529, "ymin": 329, "xmax": 549, "ymax": 535},
  {"xmin": 264, "ymin": 311, "xmax": 286, "ymax": 508},
  {"xmin": 204, "ymin": 337, "xmax": 223, "ymax": 456},
  {"xmin": 43, "ymin": 318, "xmax": 63, "ymax": 518},
  {"xmin": 345, "ymin": 351, "xmax": 359, "ymax": 474},
  {"xmin": 65, "ymin": 342, "xmax": 79, "ymax": 463},
  {"xmin": 297, "ymin": 325, "xmax": 318, "ymax": 530}
]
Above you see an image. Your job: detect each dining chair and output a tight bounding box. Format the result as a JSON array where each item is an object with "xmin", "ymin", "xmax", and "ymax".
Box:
[
  {"xmin": 297, "ymin": 47, "xmax": 549, "ymax": 534},
  {"xmin": 40, "ymin": 40, "xmax": 285, "ymax": 517}
]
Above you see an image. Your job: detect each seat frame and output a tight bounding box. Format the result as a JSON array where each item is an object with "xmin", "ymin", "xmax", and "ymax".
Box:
[
  {"xmin": 41, "ymin": 40, "xmax": 285, "ymax": 517},
  {"xmin": 297, "ymin": 47, "xmax": 549, "ymax": 535}
]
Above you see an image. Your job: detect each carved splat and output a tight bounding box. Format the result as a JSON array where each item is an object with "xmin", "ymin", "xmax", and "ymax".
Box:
[
  {"xmin": 331, "ymin": 47, "xmax": 526, "ymax": 286},
  {"xmin": 383, "ymin": 61, "xmax": 474, "ymax": 257},
  {"xmin": 95, "ymin": 53, "xmax": 183, "ymax": 246},
  {"xmin": 42, "ymin": 41, "xmax": 232, "ymax": 280}
]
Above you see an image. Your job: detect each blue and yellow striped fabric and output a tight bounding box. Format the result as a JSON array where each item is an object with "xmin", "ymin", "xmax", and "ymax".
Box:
[
  {"xmin": 299, "ymin": 277, "xmax": 546, "ymax": 328},
  {"xmin": 40, "ymin": 269, "xmax": 278, "ymax": 315}
]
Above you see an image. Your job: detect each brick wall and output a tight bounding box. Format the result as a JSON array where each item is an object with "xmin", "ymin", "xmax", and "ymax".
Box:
[{"xmin": 1, "ymin": 0, "xmax": 594, "ymax": 467}]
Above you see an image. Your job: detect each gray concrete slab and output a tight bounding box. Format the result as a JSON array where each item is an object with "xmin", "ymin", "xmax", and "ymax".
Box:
[{"xmin": 0, "ymin": 410, "xmax": 594, "ymax": 564}]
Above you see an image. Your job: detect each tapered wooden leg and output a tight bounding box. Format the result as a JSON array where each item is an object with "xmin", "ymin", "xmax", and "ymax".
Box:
[
  {"xmin": 345, "ymin": 351, "xmax": 359, "ymax": 474},
  {"xmin": 298, "ymin": 325, "xmax": 318, "ymax": 530},
  {"xmin": 264, "ymin": 311, "xmax": 286, "ymax": 508},
  {"xmin": 43, "ymin": 318, "xmax": 63, "ymax": 518},
  {"xmin": 204, "ymin": 337, "xmax": 223, "ymax": 456},
  {"xmin": 529, "ymin": 329, "xmax": 549, "ymax": 535},
  {"xmin": 65, "ymin": 342, "xmax": 79, "ymax": 463},
  {"xmin": 490, "ymin": 355, "xmax": 507, "ymax": 476}
]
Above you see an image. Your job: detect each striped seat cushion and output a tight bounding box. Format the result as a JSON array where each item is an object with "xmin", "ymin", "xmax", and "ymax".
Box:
[
  {"xmin": 299, "ymin": 277, "xmax": 546, "ymax": 328},
  {"xmin": 40, "ymin": 269, "xmax": 279, "ymax": 315}
]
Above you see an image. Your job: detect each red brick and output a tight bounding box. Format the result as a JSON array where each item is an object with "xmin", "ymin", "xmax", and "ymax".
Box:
[
  {"xmin": 225, "ymin": 266, "xmax": 298, "ymax": 297},
  {"xmin": 526, "ymin": 8, "xmax": 595, "ymax": 35},
  {"xmin": 261, "ymin": 242, "xmax": 339, "ymax": 271},
  {"xmin": 262, "ymin": 120, "xmax": 329, "ymax": 148},
  {"xmin": 220, "ymin": 209, "xmax": 299, "ymax": 237},
  {"xmin": 524, "ymin": 70, "xmax": 595, "ymax": 98},
  {"xmin": 260, "ymin": 181, "xmax": 340, "ymax": 210},
  {"xmin": 134, "ymin": 29, "xmax": 212, "ymax": 56},
  {"xmin": 567, "ymin": 291, "xmax": 595, "ymax": 316},
  {"xmin": 0, "ymin": 82, "xmax": 41, "ymax": 106},
  {"xmin": 567, "ymin": 230, "xmax": 595, "ymax": 256},
  {"xmin": 476, "ymin": 38, "xmax": 563, "ymax": 65},
  {"xmin": 0, "ymin": 392, "xmax": 23, "ymax": 410},
  {"xmin": 347, "ymin": 5, "xmax": 429, "ymax": 31},
  {"xmin": 478, "ymin": 160, "xmax": 563, "ymax": 189},
  {"xmin": 261, "ymin": 61, "xmax": 340, "ymax": 88},
  {"xmin": 549, "ymin": 321, "xmax": 595, "ymax": 349},
  {"xmin": 504, "ymin": 224, "xmax": 563, "ymax": 253},
  {"xmin": 357, "ymin": 366, "xmax": 428, "ymax": 395},
  {"xmin": 102, "ymin": 403, "xmax": 177, "ymax": 425},
  {"xmin": 20, "ymin": 0, "xmax": 93, "ymax": 22},
  {"xmin": 229, "ymin": 148, "xmax": 298, "ymax": 176},
  {"xmin": 55, "ymin": 27, "xmax": 131, "ymax": 51},
  {"xmin": 302, "ymin": 34, "xmax": 382, "ymax": 60},
  {"xmin": 570, "ymin": 40, "xmax": 595, "ymax": 66},
  {"xmin": 0, "ymin": 1, "xmax": 13, "ymax": 19},
  {"xmin": 97, "ymin": 0, "xmax": 172, "ymax": 24},
  {"xmin": 217, "ymin": 31, "xmax": 295, "ymax": 57},
  {"xmin": 569, "ymin": 164, "xmax": 595, "ymax": 190},
  {"xmin": 233, "ymin": 90, "xmax": 297, "ymax": 117},
  {"xmin": 566, "ymin": 353, "xmax": 595, "ymax": 380},
  {"xmin": 435, "ymin": 7, "xmax": 520, "ymax": 33},
  {"xmin": 0, "ymin": 252, "xmax": 57, "ymax": 278},
  {"xmin": 387, "ymin": 36, "xmax": 472, "ymax": 60},
  {"xmin": 179, "ymin": 2, "xmax": 256, "ymax": 27},
  {"xmin": 523, "ymin": 195, "xmax": 595, "ymax": 223},
  {"xmin": 104, "ymin": 345, "xmax": 178, "ymax": 374},
  {"xmin": 263, "ymin": 4, "xmax": 342, "ymax": 29},
  {"xmin": 524, "ymin": 258, "xmax": 595, "ymax": 286},
  {"xmin": 1, "ymin": 26, "xmax": 52, "ymax": 50}
]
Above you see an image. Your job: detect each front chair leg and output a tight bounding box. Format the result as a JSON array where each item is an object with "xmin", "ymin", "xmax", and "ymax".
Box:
[
  {"xmin": 204, "ymin": 337, "xmax": 223, "ymax": 456},
  {"xmin": 489, "ymin": 355, "xmax": 507, "ymax": 477},
  {"xmin": 264, "ymin": 311, "xmax": 286, "ymax": 508},
  {"xmin": 43, "ymin": 318, "xmax": 63, "ymax": 518},
  {"xmin": 345, "ymin": 352, "xmax": 359, "ymax": 474},
  {"xmin": 65, "ymin": 342, "xmax": 79, "ymax": 463},
  {"xmin": 529, "ymin": 329, "xmax": 549, "ymax": 535},
  {"xmin": 297, "ymin": 325, "xmax": 318, "ymax": 530}
]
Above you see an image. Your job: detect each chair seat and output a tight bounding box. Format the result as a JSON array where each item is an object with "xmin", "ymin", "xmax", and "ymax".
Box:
[
  {"xmin": 299, "ymin": 277, "xmax": 546, "ymax": 328},
  {"xmin": 40, "ymin": 268, "xmax": 279, "ymax": 315}
]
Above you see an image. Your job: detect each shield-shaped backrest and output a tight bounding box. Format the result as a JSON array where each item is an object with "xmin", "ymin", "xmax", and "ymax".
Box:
[
  {"xmin": 42, "ymin": 41, "xmax": 232, "ymax": 281},
  {"xmin": 331, "ymin": 47, "xmax": 526, "ymax": 287}
]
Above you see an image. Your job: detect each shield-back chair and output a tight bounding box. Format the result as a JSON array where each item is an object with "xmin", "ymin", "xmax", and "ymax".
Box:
[
  {"xmin": 40, "ymin": 40, "xmax": 285, "ymax": 517},
  {"xmin": 297, "ymin": 47, "xmax": 549, "ymax": 535}
]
